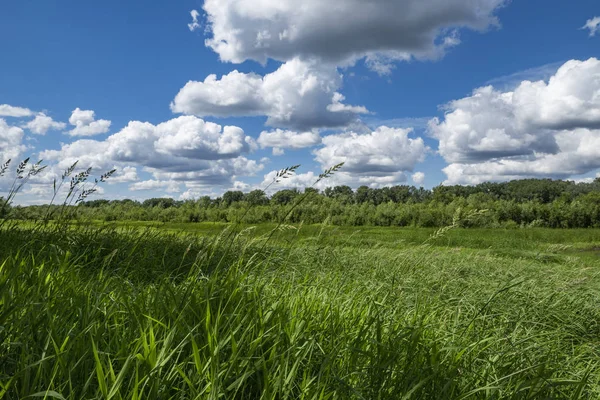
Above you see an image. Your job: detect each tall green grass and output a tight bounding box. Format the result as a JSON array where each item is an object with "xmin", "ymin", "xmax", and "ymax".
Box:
[{"xmin": 1, "ymin": 221, "xmax": 600, "ymax": 399}]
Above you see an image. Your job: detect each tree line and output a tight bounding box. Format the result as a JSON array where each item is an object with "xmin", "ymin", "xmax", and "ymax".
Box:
[{"xmin": 7, "ymin": 178, "xmax": 600, "ymax": 228}]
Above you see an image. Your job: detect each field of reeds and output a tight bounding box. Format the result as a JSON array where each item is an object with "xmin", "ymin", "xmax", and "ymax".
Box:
[{"xmin": 2, "ymin": 219, "xmax": 600, "ymax": 399}]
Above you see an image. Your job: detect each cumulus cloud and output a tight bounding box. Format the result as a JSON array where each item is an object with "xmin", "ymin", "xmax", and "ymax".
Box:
[
  {"xmin": 260, "ymin": 126, "xmax": 429, "ymax": 188},
  {"xmin": 0, "ymin": 119, "xmax": 28, "ymax": 193},
  {"xmin": 0, "ymin": 119, "xmax": 26, "ymax": 162},
  {"xmin": 0, "ymin": 104, "xmax": 33, "ymax": 118},
  {"xmin": 259, "ymin": 170, "xmax": 321, "ymax": 193},
  {"xmin": 441, "ymin": 129, "xmax": 600, "ymax": 184},
  {"xmin": 258, "ymin": 162, "xmax": 419, "ymax": 193},
  {"xmin": 202, "ymin": 0, "xmax": 506, "ymax": 66},
  {"xmin": 109, "ymin": 166, "xmax": 139, "ymax": 183},
  {"xmin": 314, "ymin": 126, "xmax": 426, "ymax": 176},
  {"xmin": 257, "ymin": 129, "xmax": 321, "ymax": 153},
  {"xmin": 513, "ymin": 59, "xmax": 600, "ymax": 130},
  {"xmin": 327, "ymin": 93, "xmax": 369, "ymax": 114},
  {"xmin": 412, "ymin": 172, "xmax": 425, "ymax": 185},
  {"xmin": 24, "ymin": 113, "xmax": 66, "ymax": 135},
  {"xmin": 429, "ymin": 86, "xmax": 558, "ymax": 163},
  {"xmin": 41, "ymin": 115, "xmax": 263, "ymax": 189},
  {"xmin": 172, "ymin": 70, "xmax": 264, "ymax": 118},
  {"xmin": 430, "ymin": 58, "xmax": 600, "ymax": 184},
  {"xmin": 188, "ymin": 9, "xmax": 201, "ymax": 32},
  {"xmin": 184, "ymin": 1, "xmax": 503, "ymax": 131},
  {"xmin": 573, "ymin": 172, "xmax": 600, "ymax": 184},
  {"xmin": 582, "ymin": 16, "xmax": 600, "ymax": 37},
  {"xmin": 171, "ymin": 58, "xmax": 367, "ymax": 130},
  {"xmin": 129, "ymin": 179, "xmax": 181, "ymax": 193},
  {"xmin": 17, "ymin": 181, "xmax": 106, "ymax": 205},
  {"xmin": 69, "ymin": 108, "xmax": 95, "ymax": 126},
  {"xmin": 258, "ymin": 169, "xmax": 394, "ymax": 193},
  {"xmin": 153, "ymin": 116, "xmax": 255, "ymax": 159},
  {"xmin": 147, "ymin": 156, "xmax": 264, "ymax": 183},
  {"xmin": 67, "ymin": 108, "xmax": 111, "ymax": 137}
]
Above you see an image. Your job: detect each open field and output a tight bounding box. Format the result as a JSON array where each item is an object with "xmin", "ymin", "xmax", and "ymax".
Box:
[
  {"xmin": 2, "ymin": 222, "xmax": 600, "ymax": 398},
  {"xmin": 86, "ymin": 221, "xmax": 600, "ymax": 263}
]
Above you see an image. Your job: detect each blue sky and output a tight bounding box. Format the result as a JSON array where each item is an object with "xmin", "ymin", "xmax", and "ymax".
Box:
[{"xmin": 1, "ymin": 0, "xmax": 599, "ymax": 202}]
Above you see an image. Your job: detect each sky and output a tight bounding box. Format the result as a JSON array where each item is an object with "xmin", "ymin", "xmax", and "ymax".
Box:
[{"xmin": 1, "ymin": 0, "xmax": 599, "ymax": 203}]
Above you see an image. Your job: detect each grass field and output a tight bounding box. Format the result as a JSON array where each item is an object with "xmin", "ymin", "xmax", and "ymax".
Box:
[{"xmin": 2, "ymin": 221, "xmax": 600, "ymax": 398}]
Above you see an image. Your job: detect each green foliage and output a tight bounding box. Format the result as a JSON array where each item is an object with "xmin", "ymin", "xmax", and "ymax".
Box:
[
  {"xmin": 142, "ymin": 197, "xmax": 179, "ymax": 209},
  {"xmin": 7, "ymin": 178, "xmax": 597, "ymax": 228},
  {"xmin": 0, "ymin": 197, "xmax": 9, "ymax": 218},
  {"xmin": 3, "ymin": 153, "xmax": 599, "ymax": 229},
  {"xmin": 3, "ymin": 157, "xmax": 600, "ymax": 397},
  {"xmin": 244, "ymin": 189, "xmax": 269, "ymax": 206},
  {"xmin": 270, "ymin": 189, "xmax": 300, "ymax": 206},
  {"xmin": 1, "ymin": 222, "xmax": 600, "ymax": 398},
  {"xmin": 222, "ymin": 190, "xmax": 245, "ymax": 206}
]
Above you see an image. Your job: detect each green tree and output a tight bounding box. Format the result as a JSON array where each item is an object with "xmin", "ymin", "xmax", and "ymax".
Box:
[
  {"xmin": 222, "ymin": 191, "xmax": 244, "ymax": 206},
  {"xmin": 244, "ymin": 190, "xmax": 269, "ymax": 206},
  {"xmin": 271, "ymin": 189, "xmax": 300, "ymax": 205}
]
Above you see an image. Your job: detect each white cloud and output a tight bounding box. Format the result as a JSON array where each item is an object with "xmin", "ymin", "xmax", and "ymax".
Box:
[
  {"xmin": 0, "ymin": 104, "xmax": 33, "ymax": 118},
  {"xmin": 230, "ymin": 180, "xmax": 251, "ymax": 192},
  {"xmin": 41, "ymin": 116, "xmax": 263, "ymax": 189},
  {"xmin": 24, "ymin": 113, "xmax": 66, "ymax": 135},
  {"xmin": 441, "ymin": 129, "xmax": 600, "ymax": 184},
  {"xmin": 184, "ymin": 1, "xmax": 502, "ymax": 132},
  {"xmin": 69, "ymin": 108, "xmax": 95, "ymax": 126},
  {"xmin": 18, "ymin": 180, "xmax": 108, "ymax": 205},
  {"xmin": 259, "ymin": 164, "xmax": 417, "ymax": 193},
  {"xmin": 202, "ymin": 0, "xmax": 506, "ymax": 66},
  {"xmin": 364, "ymin": 116, "xmax": 432, "ymax": 130},
  {"xmin": 0, "ymin": 119, "xmax": 28, "ymax": 193},
  {"xmin": 109, "ymin": 166, "xmax": 139, "ymax": 183},
  {"xmin": 430, "ymin": 58, "xmax": 600, "ymax": 184},
  {"xmin": 257, "ymin": 129, "xmax": 321, "ymax": 150},
  {"xmin": 67, "ymin": 108, "xmax": 111, "ymax": 137},
  {"xmin": 129, "ymin": 179, "xmax": 181, "ymax": 193},
  {"xmin": 513, "ymin": 59, "xmax": 600, "ymax": 130},
  {"xmin": 171, "ymin": 58, "xmax": 367, "ymax": 130},
  {"xmin": 582, "ymin": 16, "xmax": 600, "ymax": 37},
  {"xmin": 412, "ymin": 172, "xmax": 425, "ymax": 185},
  {"xmin": 327, "ymin": 93, "xmax": 369, "ymax": 114},
  {"xmin": 309, "ymin": 126, "xmax": 427, "ymax": 186},
  {"xmin": 573, "ymin": 172, "xmax": 600, "ymax": 184},
  {"xmin": 0, "ymin": 119, "xmax": 26, "ymax": 163},
  {"xmin": 147, "ymin": 156, "xmax": 264, "ymax": 183},
  {"xmin": 364, "ymin": 52, "xmax": 412, "ymax": 76},
  {"xmin": 173, "ymin": 71, "xmax": 264, "ymax": 117},
  {"xmin": 315, "ymin": 126, "xmax": 426, "ymax": 175},
  {"xmin": 153, "ymin": 116, "xmax": 254, "ymax": 159},
  {"xmin": 429, "ymin": 86, "xmax": 558, "ymax": 163},
  {"xmin": 188, "ymin": 9, "xmax": 201, "ymax": 32},
  {"xmin": 179, "ymin": 189, "xmax": 202, "ymax": 200},
  {"xmin": 183, "ymin": 1, "xmax": 504, "ymax": 135},
  {"xmin": 259, "ymin": 170, "xmax": 320, "ymax": 193},
  {"xmin": 21, "ymin": 185, "xmax": 52, "ymax": 199}
]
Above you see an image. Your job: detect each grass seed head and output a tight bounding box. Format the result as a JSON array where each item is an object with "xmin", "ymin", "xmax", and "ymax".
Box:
[
  {"xmin": 275, "ymin": 164, "xmax": 301, "ymax": 182},
  {"xmin": 0, "ymin": 158, "xmax": 11, "ymax": 177}
]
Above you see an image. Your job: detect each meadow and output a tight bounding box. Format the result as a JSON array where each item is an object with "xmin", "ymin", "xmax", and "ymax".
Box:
[{"xmin": 2, "ymin": 220, "xmax": 600, "ymax": 399}]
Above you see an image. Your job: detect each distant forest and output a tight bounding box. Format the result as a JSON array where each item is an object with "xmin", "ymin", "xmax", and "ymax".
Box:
[{"xmin": 6, "ymin": 178, "xmax": 600, "ymax": 228}]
